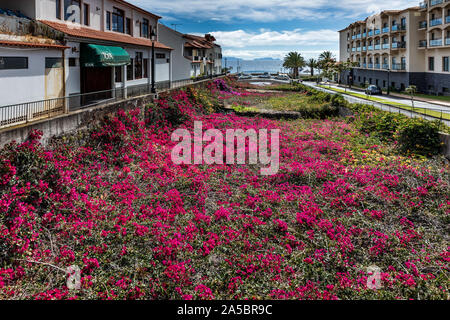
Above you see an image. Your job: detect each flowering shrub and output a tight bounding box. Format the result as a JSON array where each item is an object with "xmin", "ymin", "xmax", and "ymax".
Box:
[{"xmin": 0, "ymin": 78, "xmax": 449, "ymax": 300}]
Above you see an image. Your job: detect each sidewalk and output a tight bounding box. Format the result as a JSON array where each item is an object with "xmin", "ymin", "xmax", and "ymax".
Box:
[{"xmin": 335, "ymin": 83, "xmax": 450, "ymax": 108}]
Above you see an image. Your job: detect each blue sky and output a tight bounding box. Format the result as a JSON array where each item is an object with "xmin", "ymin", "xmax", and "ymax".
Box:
[{"xmin": 128, "ymin": 0, "xmax": 417, "ymax": 60}]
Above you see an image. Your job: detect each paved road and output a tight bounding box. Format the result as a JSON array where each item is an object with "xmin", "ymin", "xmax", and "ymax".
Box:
[
  {"xmin": 303, "ymin": 82, "xmax": 450, "ymax": 127},
  {"xmin": 306, "ymin": 82, "xmax": 450, "ymax": 113}
]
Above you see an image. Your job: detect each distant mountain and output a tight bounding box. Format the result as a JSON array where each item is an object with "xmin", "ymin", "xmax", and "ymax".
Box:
[
  {"xmin": 254, "ymin": 58, "xmax": 278, "ymax": 61},
  {"xmin": 223, "ymin": 57, "xmax": 281, "ymax": 62}
]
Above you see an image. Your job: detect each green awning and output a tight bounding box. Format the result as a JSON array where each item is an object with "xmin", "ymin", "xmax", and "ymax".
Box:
[{"xmin": 80, "ymin": 44, "xmax": 130, "ymax": 67}]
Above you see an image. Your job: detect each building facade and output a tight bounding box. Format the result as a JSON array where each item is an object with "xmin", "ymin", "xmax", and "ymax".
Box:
[
  {"xmin": 183, "ymin": 34, "xmax": 222, "ymax": 78},
  {"xmin": 0, "ymin": 0, "xmax": 172, "ymax": 110},
  {"xmin": 339, "ymin": 1, "xmax": 450, "ymax": 95}
]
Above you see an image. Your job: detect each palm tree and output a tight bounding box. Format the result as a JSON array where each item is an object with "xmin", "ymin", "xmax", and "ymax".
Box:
[
  {"xmin": 283, "ymin": 52, "xmax": 305, "ymax": 79},
  {"xmin": 306, "ymin": 58, "xmax": 317, "ymax": 76},
  {"xmin": 318, "ymin": 51, "xmax": 335, "ymax": 64}
]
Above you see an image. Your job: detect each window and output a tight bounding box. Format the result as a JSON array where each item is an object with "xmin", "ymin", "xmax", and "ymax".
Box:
[
  {"xmin": 45, "ymin": 58, "xmax": 63, "ymax": 68},
  {"xmin": 156, "ymin": 53, "xmax": 166, "ymax": 59},
  {"xmin": 127, "ymin": 58, "xmax": 134, "ymax": 80},
  {"xmin": 69, "ymin": 58, "xmax": 77, "ymax": 67},
  {"xmin": 106, "ymin": 11, "xmax": 111, "ymax": 30},
  {"xmin": 429, "ymin": 57, "xmax": 435, "ymax": 71},
  {"xmin": 115, "ymin": 66, "xmax": 122, "ymax": 83},
  {"xmin": 142, "ymin": 19, "xmax": 149, "ymax": 38},
  {"xmin": 112, "ymin": 7, "xmax": 125, "ymax": 33},
  {"xmin": 135, "ymin": 52, "xmax": 143, "ymax": 79},
  {"xmin": 56, "ymin": 0, "xmax": 61, "ymax": 20},
  {"xmin": 0, "ymin": 57, "xmax": 28, "ymax": 70},
  {"xmin": 126, "ymin": 18, "xmax": 131, "ymax": 35},
  {"xmin": 83, "ymin": 3, "xmax": 89, "ymax": 26},
  {"xmin": 443, "ymin": 57, "xmax": 449, "ymax": 72},
  {"xmin": 64, "ymin": 0, "xmax": 80, "ymax": 23},
  {"xmin": 142, "ymin": 59, "xmax": 149, "ymax": 78}
]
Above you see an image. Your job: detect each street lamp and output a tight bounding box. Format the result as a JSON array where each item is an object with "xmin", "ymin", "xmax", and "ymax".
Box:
[
  {"xmin": 150, "ymin": 29, "xmax": 157, "ymax": 94},
  {"xmin": 387, "ymin": 68, "xmax": 390, "ymax": 95}
]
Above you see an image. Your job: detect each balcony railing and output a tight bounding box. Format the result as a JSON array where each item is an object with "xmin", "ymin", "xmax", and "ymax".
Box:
[
  {"xmin": 391, "ymin": 41, "xmax": 406, "ymax": 49},
  {"xmin": 368, "ymin": 45, "xmax": 374, "ymax": 50},
  {"xmin": 357, "ymin": 34, "xmax": 362, "ymax": 39},
  {"xmin": 446, "ymin": 16, "xmax": 450, "ymax": 24},
  {"xmin": 430, "ymin": 39, "xmax": 443, "ymax": 46},
  {"xmin": 382, "ymin": 27, "xmax": 389, "ymax": 33},
  {"xmin": 374, "ymin": 64, "xmax": 381, "ymax": 69},
  {"xmin": 362, "ymin": 46, "xmax": 367, "ymax": 51},
  {"xmin": 362, "ymin": 63, "xmax": 367, "ymax": 68},
  {"xmin": 352, "ymin": 35, "xmax": 357, "ymax": 40},
  {"xmin": 382, "ymin": 43, "xmax": 390, "ymax": 49},
  {"xmin": 362, "ymin": 32, "xmax": 367, "ymax": 37},
  {"xmin": 419, "ymin": 40, "xmax": 428, "ymax": 47},
  {"xmin": 430, "ymin": 18, "xmax": 442, "ymax": 27},
  {"xmin": 368, "ymin": 63, "xmax": 374, "ymax": 68},
  {"xmin": 382, "ymin": 64, "xmax": 389, "ymax": 70},
  {"xmin": 419, "ymin": 21, "xmax": 427, "ymax": 29},
  {"xmin": 419, "ymin": 1, "xmax": 428, "ymax": 9},
  {"xmin": 368, "ymin": 30, "xmax": 374, "ymax": 36},
  {"xmin": 430, "ymin": 0, "xmax": 443, "ymax": 6},
  {"xmin": 357, "ymin": 47, "xmax": 361, "ymax": 51},
  {"xmin": 392, "ymin": 63, "xmax": 406, "ymax": 71},
  {"xmin": 374, "ymin": 29, "xmax": 381, "ymax": 35},
  {"xmin": 374, "ymin": 44, "xmax": 381, "ymax": 50},
  {"xmin": 446, "ymin": 38, "xmax": 450, "ymax": 45},
  {"xmin": 352, "ymin": 47, "xmax": 356, "ymax": 52}
]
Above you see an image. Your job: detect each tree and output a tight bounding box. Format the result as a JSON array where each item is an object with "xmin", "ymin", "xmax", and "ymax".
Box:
[
  {"xmin": 333, "ymin": 61, "xmax": 358, "ymax": 91},
  {"xmin": 306, "ymin": 58, "xmax": 317, "ymax": 77},
  {"xmin": 406, "ymin": 85, "xmax": 417, "ymax": 108},
  {"xmin": 319, "ymin": 51, "xmax": 335, "ymax": 64},
  {"xmin": 283, "ymin": 52, "xmax": 305, "ymax": 79},
  {"xmin": 317, "ymin": 51, "xmax": 336, "ymax": 84}
]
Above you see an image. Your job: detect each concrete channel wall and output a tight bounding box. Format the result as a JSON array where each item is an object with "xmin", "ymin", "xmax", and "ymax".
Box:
[{"xmin": 0, "ymin": 77, "xmax": 221, "ymax": 148}]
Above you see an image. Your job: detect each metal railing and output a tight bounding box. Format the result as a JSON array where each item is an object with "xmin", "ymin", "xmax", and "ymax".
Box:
[
  {"xmin": 419, "ymin": 40, "xmax": 428, "ymax": 47},
  {"xmin": 419, "ymin": 21, "xmax": 427, "ymax": 29},
  {"xmin": 430, "ymin": 39, "xmax": 443, "ymax": 46},
  {"xmin": 0, "ymin": 75, "xmax": 226, "ymax": 130},
  {"xmin": 430, "ymin": 18, "xmax": 442, "ymax": 27}
]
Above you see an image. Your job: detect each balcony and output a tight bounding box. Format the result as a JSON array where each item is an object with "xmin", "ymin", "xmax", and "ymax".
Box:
[
  {"xmin": 446, "ymin": 16, "xmax": 450, "ymax": 24},
  {"xmin": 352, "ymin": 35, "xmax": 357, "ymax": 40},
  {"xmin": 419, "ymin": 40, "xmax": 428, "ymax": 47},
  {"xmin": 357, "ymin": 47, "xmax": 361, "ymax": 51},
  {"xmin": 357, "ymin": 34, "xmax": 362, "ymax": 39},
  {"xmin": 430, "ymin": 39, "xmax": 443, "ymax": 46},
  {"xmin": 391, "ymin": 41, "xmax": 406, "ymax": 49},
  {"xmin": 368, "ymin": 64, "xmax": 374, "ymax": 68},
  {"xmin": 352, "ymin": 47, "xmax": 356, "ymax": 52},
  {"xmin": 382, "ymin": 27, "xmax": 390, "ymax": 33},
  {"xmin": 430, "ymin": 0, "xmax": 443, "ymax": 6},
  {"xmin": 382, "ymin": 43, "xmax": 390, "ymax": 49},
  {"xmin": 419, "ymin": 1, "xmax": 428, "ymax": 9},
  {"xmin": 392, "ymin": 63, "xmax": 406, "ymax": 71},
  {"xmin": 446, "ymin": 38, "xmax": 450, "ymax": 45},
  {"xmin": 362, "ymin": 46, "xmax": 367, "ymax": 51},
  {"xmin": 374, "ymin": 64, "xmax": 381, "ymax": 69},
  {"xmin": 362, "ymin": 63, "xmax": 367, "ymax": 68},
  {"xmin": 374, "ymin": 29, "xmax": 381, "ymax": 35},
  {"xmin": 419, "ymin": 21, "xmax": 427, "ymax": 29},
  {"xmin": 368, "ymin": 45, "xmax": 374, "ymax": 50},
  {"xmin": 382, "ymin": 64, "xmax": 389, "ymax": 70},
  {"xmin": 374, "ymin": 44, "xmax": 381, "ymax": 50},
  {"xmin": 368, "ymin": 30, "xmax": 374, "ymax": 36},
  {"xmin": 362, "ymin": 32, "xmax": 367, "ymax": 37},
  {"xmin": 430, "ymin": 18, "xmax": 442, "ymax": 27}
]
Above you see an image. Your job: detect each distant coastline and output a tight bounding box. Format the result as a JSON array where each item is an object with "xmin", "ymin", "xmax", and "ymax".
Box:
[{"xmin": 223, "ymin": 58, "xmax": 286, "ymax": 74}]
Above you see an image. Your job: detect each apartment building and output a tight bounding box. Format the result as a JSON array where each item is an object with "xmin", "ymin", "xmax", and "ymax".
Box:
[
  {"xmin": 339, "ymin": 1, "xmax": 450, "ymax": 95},
  {"xmin": 0, "ymin": 0, "xmax": 172, "ymax": 109},
  {"xmin": 184, "ymin": 34, "xmax": 222, "ymax": 77}
]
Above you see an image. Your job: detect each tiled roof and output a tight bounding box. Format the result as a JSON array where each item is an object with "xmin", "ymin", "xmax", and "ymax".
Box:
[
  {"xmin": 183, "ymin": 34, "xmax": 216, "ymax": 49},
  {"xmin": 0, "ymin": 40, "xmax": 69, "ymax": 50},
  {"xmin": 39, "ymin": 20, "xmax": 172, "ymax": 50}
]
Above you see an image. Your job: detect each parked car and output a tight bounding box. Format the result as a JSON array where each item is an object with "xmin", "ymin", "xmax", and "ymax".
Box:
[
  {"xmin": 365, "ymin": 85, "xmax": 382, "ymax": 95},
  {"xmin": 275, "ymin": 74, "xmax": 291, "ymax": 81},
  {"xmin": 258, "ymin": 73, "xmax": 271, "ymax": 79},
  {"xmin": 238, "ymin": 74, "xmax": 252, "ymax": 80}
]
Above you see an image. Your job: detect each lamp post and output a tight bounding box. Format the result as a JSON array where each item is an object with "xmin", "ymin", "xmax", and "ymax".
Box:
[
  {"xmin": 150, "ymin": 29, "xmax": 157, "ymax": 94},
  {"xmin": 387, "ymin": 68, "xmax": 390, "ymax": 95}
]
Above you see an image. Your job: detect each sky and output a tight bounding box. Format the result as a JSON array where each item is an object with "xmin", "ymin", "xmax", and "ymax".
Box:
[{"xmin": 128, "ymin": 0, "xmax": 418, "ymax": 60}]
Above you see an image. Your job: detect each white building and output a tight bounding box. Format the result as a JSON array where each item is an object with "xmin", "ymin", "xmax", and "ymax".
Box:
[
  {"xmin": 0, "ymin": 0, "xmax": 172, "ymax": 112},
  {"xmin": 183, "ymin": 34, "xmax": 222, "ymax": 78}
]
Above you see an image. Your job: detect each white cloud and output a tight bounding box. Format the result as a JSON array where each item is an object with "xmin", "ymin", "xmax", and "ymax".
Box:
[
  {"xmin": 210, "ymin": 29, "xmax": 339, "ymax": 48},
  {"xmin": 222, "ymin": 49, "xmax": 338, "ymax": 60}
]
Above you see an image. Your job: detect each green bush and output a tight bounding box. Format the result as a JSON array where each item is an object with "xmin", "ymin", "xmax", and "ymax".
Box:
[{"xmin": 396, "ymin": 118, "xmax": 442, "ymax": 156}]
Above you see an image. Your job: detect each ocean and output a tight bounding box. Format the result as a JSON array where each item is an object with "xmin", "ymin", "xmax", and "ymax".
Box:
[{"xmin": 223, "ymin": 59, "xmax": 286, "ymax": 74}]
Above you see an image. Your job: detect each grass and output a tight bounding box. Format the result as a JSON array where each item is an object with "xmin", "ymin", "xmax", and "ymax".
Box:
[{"xmin": 319, "ymin": 85, "xmax": 450, "ymax": 121}]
